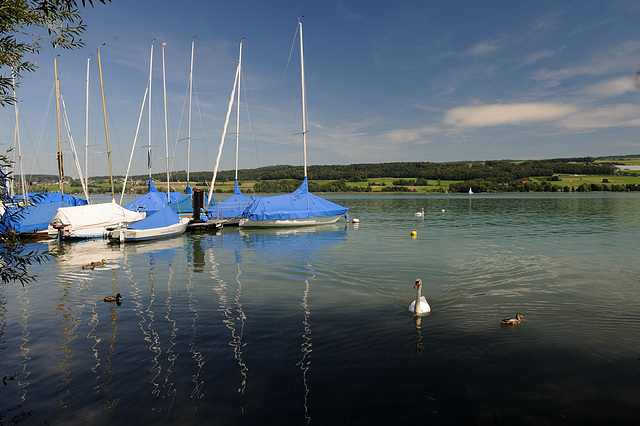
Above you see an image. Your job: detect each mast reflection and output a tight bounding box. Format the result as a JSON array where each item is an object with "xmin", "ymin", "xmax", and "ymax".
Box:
[
  {"xmin": 211, "ymin": 246, "xmax": 249, "ymax": 413},
  {"xmin": 17, "ymin": 284, "xmax": 32, "ymax": 403},
  {"xmin": 297, "ymin": 277, "xmax": 313, "ymax": 425}
]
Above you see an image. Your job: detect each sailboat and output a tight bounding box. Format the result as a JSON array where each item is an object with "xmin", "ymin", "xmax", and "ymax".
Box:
[
  {"xmin": 48, "ymin": 49, "xmax": 145, "ymax": 239},
  {"xmin": 207, "ymin": 38, "xmax": 256, "ymax": 225},
  {"xmin": 121, "ymin": 41, "xmax": 181, "ymax": 216},
  {"xmin": 1, "ymin": 61, "xmax": 88, "ymax": 238},
  {"xmin": 238, "ymin": 20, "xmax": 348, "ymax": 227},
  {"xmin": 107, "ymin": 42, "xmax": 189, "ymax": 243}
]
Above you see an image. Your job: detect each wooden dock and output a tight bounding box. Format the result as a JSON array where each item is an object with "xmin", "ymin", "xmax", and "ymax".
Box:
[{"xmin": 187, "ymin": 219, "xmax": 224, "ymax": 232}]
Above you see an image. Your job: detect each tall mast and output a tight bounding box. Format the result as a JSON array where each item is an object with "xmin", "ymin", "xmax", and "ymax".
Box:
[
  {"xmin": 148, "ymin": 41, "xmax": 154, "ymax": 179},
  {"xmin": 11, "ymin": 67, "xmax": 26, "ymax": 201},
  {"xmin": 298, "ymin": 19, "xmax": 308, "ymax": 178},
  {"xmin": 85, "ymin": 57, "xmax": 90, "ymax": 192},
  {"xmin": 162, "ymin": 42, "xmax": 170, "ymax": 203},
  {"xmin": 97, "ymin": 48, "xmax": 115, "ymax": 200},
  {"xmin": 235, "ymin": 38, "xmax": 243, "ymax": 182},
  {"xmin": 207, "ymin": 49, "xmax": 240, "ymax": 205},
  {"xmin": 54, "ymin": 58, "xmax": 64, "ymax": 194},
  {"xmin": 187, "ymin": 37, "xmax": 195, "ymax": 188}
]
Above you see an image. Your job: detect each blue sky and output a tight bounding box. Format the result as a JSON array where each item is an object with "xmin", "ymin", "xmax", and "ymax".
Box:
[{"xmin": 3, "ymin": 0, "xmax": 640, "ymax": 179}]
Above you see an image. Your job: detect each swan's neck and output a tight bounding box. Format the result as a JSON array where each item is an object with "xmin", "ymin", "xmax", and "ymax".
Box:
[{"xmin": 415, "ymin": 284, "xmax": 422, "ymax": 313}]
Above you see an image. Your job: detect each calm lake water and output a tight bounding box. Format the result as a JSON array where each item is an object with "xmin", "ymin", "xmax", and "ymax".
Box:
[{"xmin": 1, "ymin": 193, "xmax": 639, "ymax": 425}]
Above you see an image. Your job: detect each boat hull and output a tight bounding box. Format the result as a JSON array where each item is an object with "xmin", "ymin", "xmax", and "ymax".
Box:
[
  {"xmin": 108, "ymin": 219, "xmax": 189, "ymax": 242},
  {"xmin": 238, "ymin": 214, "xmax": 343, "ymax": 228}
]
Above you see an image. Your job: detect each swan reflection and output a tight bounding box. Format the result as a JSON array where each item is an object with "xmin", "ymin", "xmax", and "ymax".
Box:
[{"xmin": 413, "ymin": 316, "xmax": 424, "ymax": 355}]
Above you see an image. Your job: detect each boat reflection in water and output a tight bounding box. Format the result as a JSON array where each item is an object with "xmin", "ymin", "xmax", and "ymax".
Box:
[{"xmin": 2, "ymin": 221, "xmax": 348, "ymax": 423}]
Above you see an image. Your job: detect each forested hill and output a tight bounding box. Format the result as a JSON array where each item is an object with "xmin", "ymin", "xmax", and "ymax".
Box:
[
  {"xmin": 21, "ymin": 157, "xmax": 624, "ymax": 184},
  {"xmin": 180, "ymin": 157, "xmax": 616, "ymax": 183}
]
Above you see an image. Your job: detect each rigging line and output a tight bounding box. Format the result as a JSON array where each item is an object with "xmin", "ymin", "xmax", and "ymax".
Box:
[
  {"xmin": 239, "ymin": 65, "xmax": 260, "ymax": 170},
  {"xmin": 27, "ymin": 83, "xmax": 56, "ymax": 179},
  {"xmin": 282, "ymin": 25, "xmax": 300, "ymax": 87},
  {"xmin": 192, "ymin": 59, "xmax": 209, "ymax": 167}
]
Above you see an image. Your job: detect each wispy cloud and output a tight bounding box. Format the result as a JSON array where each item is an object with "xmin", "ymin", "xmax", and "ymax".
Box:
[
  {"xmin": 467, "ymin": 40, "xmax": 502, "ymax": 56},
  {"xmin": 582, "ymin": 75, "xmax": 638, "ymax": 98},
  {"xmin": 381, "ymin": 126, "xmax": 438, "ymax": 143},
  {"xmin": 533, "ymin": 41, "xmax": 640, "ymax": 83},
  {"xmin": 522, "ymin": 48, "xmax": 561, "ymax": 65},
  {"xmin": 562, "ymin": 104, "xmax": 640, "ymax": 130},
  {"xmin": 444, "ymin": 103, "xmax": 576, "ymax": 127}
]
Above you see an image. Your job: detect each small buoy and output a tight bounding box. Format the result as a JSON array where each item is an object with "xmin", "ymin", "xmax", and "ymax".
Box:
[
  {"xmin": 411, "ymin": 231, "xmax": 417, "ymax": 238},
  {"xmin": 352, "ymin": 218, "xmax": 360, "ymax": 223},
  {"xmin": 441, "ymin": 209, "xmax": 446, "ymax": 212}
]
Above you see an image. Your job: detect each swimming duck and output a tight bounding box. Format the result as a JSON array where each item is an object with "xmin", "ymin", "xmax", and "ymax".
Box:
[
  {"xmin": 82, "ymin": 263, "xmax": 95, "ymax": 270},
  {"xmin": 104, "ymin": 293, "xmax": 122, "ymax": 303},
  {"xmin": 408, "ymin": 278, "xmax": 431, "ymax": 315},
  {"xmin": 92, "ymin": 259, "xmax": 107, "ymax": 267},
  {"xmin": 500, "ymin": 313, "xmax": 523, "ymax": 325}
]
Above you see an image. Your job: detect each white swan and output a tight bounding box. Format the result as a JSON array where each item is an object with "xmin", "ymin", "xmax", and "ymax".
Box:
[
  {"xmin": 408, "ymin": 278, "xmax": 431, "ymax": 315},
  {"xmin": 415, "ymin": 208, "xmax": 424, "ymax": 217}
]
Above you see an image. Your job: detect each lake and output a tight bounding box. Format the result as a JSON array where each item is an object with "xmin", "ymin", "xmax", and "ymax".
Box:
[{"xmin": 1, "ymin": 193, "xmax": 639, "ymax": 425}]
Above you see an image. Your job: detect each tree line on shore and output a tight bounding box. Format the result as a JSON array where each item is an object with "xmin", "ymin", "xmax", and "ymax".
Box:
[{"xmin": 16, "ymin": 157, "xmax": 640, "ymax": 193}]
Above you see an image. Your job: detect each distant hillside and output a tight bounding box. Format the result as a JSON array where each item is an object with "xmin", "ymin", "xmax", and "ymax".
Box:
[{"xmin": 12, "ymin": 156, "xmax": 639, "ymax": 189}]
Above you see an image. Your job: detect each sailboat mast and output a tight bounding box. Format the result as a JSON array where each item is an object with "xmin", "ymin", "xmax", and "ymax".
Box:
[
  {"xmin": 187, "ymin": 37, "xmax": 194, "ymax": 187},
  {"xmin": 162, "ymin": 42, "xmax": 170, "ymax": 203},
  {"xmin": 11, "ymin": 67, "xmax": 27, "ymax": 202},
  {"xmin": 85, "ymin": 57, "xmax": 90, "ymax": 192},
  {"xmin": 148, "ymin": 41, "xmax": 154, "ymax": 180},
  {"xmin": 97, "ymin": 48, "xmax": 115, "ymax": 199},
  {"xmin": 299, "ymin": 20, "xmax": 308, "ymax": 178},
  {"xmin": 235, "ymin": 38, "xmax": 243, "ymax": 182},
  {"xmin": 207, "ymin": 55, "xmax": 240, "ymax": 204},
  {"xmin": 54, "ymin": 58, "xmax": 64, "ymax": 195}
]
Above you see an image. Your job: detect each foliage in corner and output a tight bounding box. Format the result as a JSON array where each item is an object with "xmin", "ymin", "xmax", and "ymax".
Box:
[
  {"xmin": 1, "ymin": 150, "xmax": 50, "ymax": 285},
  {"xmin": 0, "ymin": 0, "xmax": 109, "ymax": 107}
]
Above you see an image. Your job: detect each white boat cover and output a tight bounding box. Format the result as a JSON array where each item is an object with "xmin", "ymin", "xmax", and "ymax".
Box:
[{"xmin": 49, "ymin": 199, "xmax": 145, "ymax": 238}]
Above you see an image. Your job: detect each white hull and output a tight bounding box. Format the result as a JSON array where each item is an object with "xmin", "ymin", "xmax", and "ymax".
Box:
[
  {"xmin": 48, "ymin": 200, "xmax": 146, "ymax": 240},
  {"xmin": 238, "ymin": 214, "xmax": 343, "ymax": 228},
  {"xmin": 108, "ymin": 218, "xmax": 189, "ymax": 242},
  {"xmin": 51, "ymin": 227, "xmax": 111, "ymax": 239}
]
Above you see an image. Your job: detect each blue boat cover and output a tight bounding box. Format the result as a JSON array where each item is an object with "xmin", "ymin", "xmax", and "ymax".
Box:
[
  {"xmin": 125, "ymin": 178, "xmax": 182, "ymax": 215},
  {"xmin": 1, "ymin": 192, "xmax": 88, "ymax": 234},
  {"xmin": 170, "ymin": 191, "xmax": 216, "ymax": 216},
  {"xmin": 240, "ymin": 177, "xmax": 348, "ymax": 221},
  {"xmin": 12, "ymin": 192, "xmax": 88, "ymax": 206},
  {"xmin": 212, "ymin": 180, "xmax": 256, "ymax": 219},
  {"xmin": 127, "ymin": 205, "xmax": 182, "ymax": 230}
]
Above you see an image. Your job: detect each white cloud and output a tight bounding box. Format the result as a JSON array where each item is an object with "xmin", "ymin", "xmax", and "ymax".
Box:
[
  {"xmin": 467, "ymin": 40, "xmax": 502, "ymax": 56},
  {"xmin": 382, "ymin": 126, "xmax": 437, "ymax": 143},
  {"xmin": 522, "ymin": 49, "xmax": 560, "ymax": 65},
  {"xmin": 444, "ymin": 103, "xmax": 576, "ymax": 127},
  {"xmin": 582, "ymin": 75, "xmax": 638, "ymax": 98},
  {"xmin": 562, "ymin": 104, "xmax": 640, "ymax": 130}
]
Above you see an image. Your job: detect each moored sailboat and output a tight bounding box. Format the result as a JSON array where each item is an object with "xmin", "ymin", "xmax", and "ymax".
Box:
[
  {"xmin": 107, "ymin": 204, "xmax": 189, "ymax": 242},
  {"xmin": 238, "ymin": 20, "xmax": 347, "ymax": 227},
  {"xmin": 2, "ymin": 61, "xmax": 88, "ymax": 238},
  {"xmin": 49, "ymin": 48, "xmax": 145, "ymax": 239},
  {"xmin": 107, "ymin": 42, "xmax": 190, "ymax": 242}
]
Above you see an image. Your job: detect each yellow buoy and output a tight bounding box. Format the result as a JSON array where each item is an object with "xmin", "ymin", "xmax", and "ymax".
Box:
[{"xmin": 411, "ymin": 231, "xmax": 417, "ymax": 238}]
